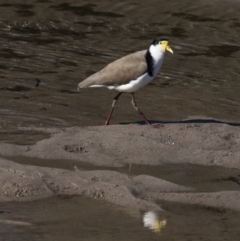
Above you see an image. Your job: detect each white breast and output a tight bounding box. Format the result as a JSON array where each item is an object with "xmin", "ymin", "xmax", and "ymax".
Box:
[{"xmin": 110, "ymin": 73, "xmax": 152, "ymax": 92}]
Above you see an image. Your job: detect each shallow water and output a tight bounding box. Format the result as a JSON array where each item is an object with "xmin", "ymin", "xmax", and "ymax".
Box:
[
  {"xmin": 0, "ymin": 0, "xmax": 240, "ymax": 134},
  {"xmin": 0, "ymin": 195, "xmax": 240, "ymax": 241},
  {"xmin": 5, "ymin": 155, "xmax": 240, "ymax": 192}
]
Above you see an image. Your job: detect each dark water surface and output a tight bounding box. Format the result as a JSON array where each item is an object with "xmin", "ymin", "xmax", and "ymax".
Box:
[
  {"xmin": 0, "ymin": 195, "xmax": 240, "ymax": 241},
  {"xmin": 1, "ymin": 0, "xmax": 240, "ymax": 133}
]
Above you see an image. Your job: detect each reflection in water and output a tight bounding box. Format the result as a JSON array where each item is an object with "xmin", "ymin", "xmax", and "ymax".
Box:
[
  {"xmin": 143, "ymin": 211, "xmax": 167, "ymax": 233},
  {"xmin": 0, "ymin": 196, "xmax": 167, "ymax": 241}
]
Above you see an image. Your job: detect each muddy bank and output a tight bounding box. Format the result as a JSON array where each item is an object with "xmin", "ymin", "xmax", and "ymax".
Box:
[{"xmin": 0, "ymin": 121, "xmax": 240, "ymax": 211}]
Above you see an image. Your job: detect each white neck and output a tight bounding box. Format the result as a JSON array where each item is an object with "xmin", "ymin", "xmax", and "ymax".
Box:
[
  {"xmin": 149, "ymin": 44, "xmax": 164, "ymax": 60},
  {"xmin": 149, "ymin": 44, "xmax": 165, "ymax": 76}
]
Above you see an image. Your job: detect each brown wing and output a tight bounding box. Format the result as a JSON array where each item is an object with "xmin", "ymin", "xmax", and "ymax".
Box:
[{"xmin": 78, "ymin": 50, "xmax": 147, "ymax": 88}]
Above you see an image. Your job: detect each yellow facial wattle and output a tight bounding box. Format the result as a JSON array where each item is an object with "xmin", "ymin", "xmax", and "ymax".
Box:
[{"xmin": 159, "ymin": 40, "xmax": 173, "ymax": 54}]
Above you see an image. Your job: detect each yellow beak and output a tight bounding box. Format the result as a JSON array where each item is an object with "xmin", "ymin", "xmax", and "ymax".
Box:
[{"xmin": 166, "ymin": 45, "xmax": 173, "ymax": 54}]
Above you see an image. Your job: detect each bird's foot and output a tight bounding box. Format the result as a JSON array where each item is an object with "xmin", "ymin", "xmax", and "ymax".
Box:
[
  {"xmin": 144, "ymin": 120, "xmax": 164, "ymax": 128},
  {"xmin": 151, "ymin": 123, "xmax": 164, "ymax": 128}
]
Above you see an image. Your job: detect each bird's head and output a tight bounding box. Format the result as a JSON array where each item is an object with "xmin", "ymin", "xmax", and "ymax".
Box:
[{"xmin": 151, "ymin": 36, "xmax": 173, "ymax": 54}]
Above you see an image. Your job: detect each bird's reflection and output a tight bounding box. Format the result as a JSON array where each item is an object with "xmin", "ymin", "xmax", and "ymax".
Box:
[{"xmin": 143, "ymin": 211, "xmax": 167, "ymax": 233}]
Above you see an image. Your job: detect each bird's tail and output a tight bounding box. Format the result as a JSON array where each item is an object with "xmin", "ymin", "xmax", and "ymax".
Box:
[{"xmin": 77, "ymin": 82, "xmax": 85, "ymax": 91}]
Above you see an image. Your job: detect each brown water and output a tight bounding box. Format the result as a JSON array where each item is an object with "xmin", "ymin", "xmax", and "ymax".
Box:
[
  {"xmin": 1, "ymin": 0, "xmax": 240, "ymax": 134},
  {"xmin": 1, "ymin": 195, "xmax": 240, "ymax": 241}
]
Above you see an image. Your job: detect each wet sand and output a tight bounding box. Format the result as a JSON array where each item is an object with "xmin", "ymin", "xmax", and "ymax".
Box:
[
  {"xmin": 1, "ymin": 0, "xmax": 240, "ymax": 239},
  {"xmin": 0, "ymin": 123, "xmax": 240, "ymax": 210},
  {"xmin": 1, "ymin": 123, "xmax": 240, "ymax": 239}
]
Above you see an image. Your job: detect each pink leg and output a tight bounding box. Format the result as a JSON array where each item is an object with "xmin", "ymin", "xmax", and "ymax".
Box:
[
  {"xmin": 105, "ymin": 92, "xmax": 122, "ymax": 125},
  {"xmin": 131, "ymin": 93, "xmax": 163, "ymax": 128},
  {"xmin": 131, "ymin": 93, "xmax": 151, "ymax": 126}
]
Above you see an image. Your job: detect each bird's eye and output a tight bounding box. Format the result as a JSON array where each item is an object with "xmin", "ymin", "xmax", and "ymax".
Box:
[{"xmin": 159, "ymin": 41, "xmax": 162, "ymax": 45}]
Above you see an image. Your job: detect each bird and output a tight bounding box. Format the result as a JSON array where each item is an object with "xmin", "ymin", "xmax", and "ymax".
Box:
[{"xmin": 78, "ymin": 36, "xmax": 173, "ymax": 126}]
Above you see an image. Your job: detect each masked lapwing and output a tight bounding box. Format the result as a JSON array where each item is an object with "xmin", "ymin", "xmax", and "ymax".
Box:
[{"xmin": 78, "ymin": 36, "xmax": 173, "ymax": 126}]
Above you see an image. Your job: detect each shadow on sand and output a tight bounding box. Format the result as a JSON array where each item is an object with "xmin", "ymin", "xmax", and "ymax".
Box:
[{"xmin": 120, "ymin": 118, "xmax": 240, "ymax": 127}]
